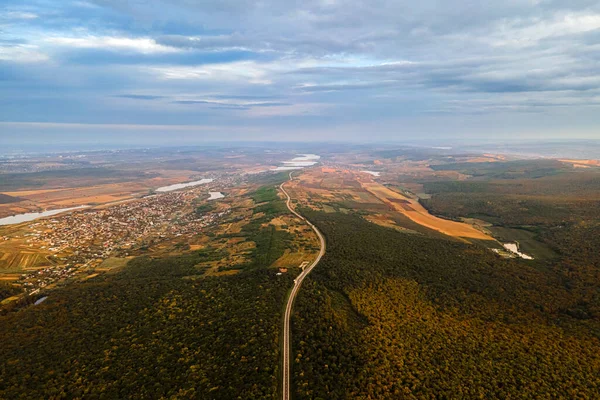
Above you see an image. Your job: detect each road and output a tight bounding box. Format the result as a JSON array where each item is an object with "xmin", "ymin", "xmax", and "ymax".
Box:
[{"xmin": 280, "ymin": 172, "xmax": 326, "ymax": 400}]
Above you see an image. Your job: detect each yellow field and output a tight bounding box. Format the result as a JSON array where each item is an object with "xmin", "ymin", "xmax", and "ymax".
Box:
[
  {"xmin": 292, "ymin": 167, "xmax": 493, "ymax": 241},
  {"xmin": 1, "ymin": 295, "xmax": 21, "ymax": 305},
  {"xmin": 210, "ymin": 269, "xmax": 241, "ymax": 276},
  {"xmin": 95, "ymin": 257, "xmax": 132, "ymax": 272},
  {"xmin": 3, "ymin": 188, "xmax": 66, "ymax": 197},
  {"xmin": 272, "ymin": 249, "xmax": 312, "ymax": 268},
  {"xmin": 361, "ymin": 181, "xmax": 493, "ymax": 240},
  {"xmin": 53, "ymin": 194, "xmax": 133, "ymax": 206},
  {"xmin": 81, "ymin": 273, "xmax": 99, "ymax": 281},
  {"xmin": 0, "ymin": 250, "xmax": 51, "ymax": 271},
  {"xmin": 0, "ymin": 170, "xmax": 199, "ymax": 218},
  {"xmin": 0, "ymin": 274, "xmax": 21, "ymax": 281}
]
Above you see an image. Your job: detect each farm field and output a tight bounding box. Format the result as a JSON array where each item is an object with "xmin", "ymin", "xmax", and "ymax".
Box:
[
  {"xmin": 0, "ymin": 171, "xmax": 199, "ymax": 219},
  {"xmin": 360, "ymin": 180, "xmax": 493, "ymax": 240},
  {"xmin": 0, "ymin": 146, "xmax": 307, "ymax": 219},
  {"xmin": 0, "ymin": 167, "xmax": 319, "ymax": 308},
  {"xmin": 0, "ymin": 159, "xmax": 323, "ymax": 398},
  {"xmin": 2, "ymin": 144, "xmax": 600, "ymax": 399},
  {"xmin": 288, "ymin": 167, "xmax": 493, "ymax": 242}
]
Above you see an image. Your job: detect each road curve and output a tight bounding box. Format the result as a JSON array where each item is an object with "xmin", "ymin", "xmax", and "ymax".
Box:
[{"xmin": 280, "ymin": 171, "xmax": 326, "ymax": 400}]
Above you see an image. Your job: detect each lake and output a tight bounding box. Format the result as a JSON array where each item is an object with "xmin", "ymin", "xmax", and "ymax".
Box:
[
  {"xmin": 360, "ymin": 170, "xmax": 381, "ymax": 177},
  {"xmin": 208, "ymin": 191, "xmax": 224, "ymax": 200},
  {"xmin": 273, "ymin": 154, "xmax": 320, "ymax": 171},
  {"xmin": 503, "ymin": 243, "xmax": 534, "ymax": 260},
  {"xmin": 273, "ymin": 166, "xmax": 305, "ymax": 171},
  {"xmin": 155, "ymin": 178, "xmax": 213, "ymax": 192},
  {"xmin": 34, "ymin": 296, "xmax": 48, "ymax": 305},
  {"xmin": 0, "ymin": 205, "xmax": 89, "ymax": 226}
]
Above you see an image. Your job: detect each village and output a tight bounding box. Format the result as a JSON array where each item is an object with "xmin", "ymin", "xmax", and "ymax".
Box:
[{"xmin": 11, "ymin": 185, "xmax": 230, "ymax": 294}]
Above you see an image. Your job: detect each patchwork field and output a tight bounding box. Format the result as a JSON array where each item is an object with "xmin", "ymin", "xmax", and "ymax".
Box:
[
  {"xmin": 0, "ymin": 242, "xmax": 54, "ymax": 272},
  {"xmin": 360, "ymin": 181, "xmax": 493, "ymax": 240},
  {"xmin": 0, "ymin": 172, "xmax": 196, "ymax": 218},
  {"xmin": 291, "ymin": 167, "xmax": 494, "ymax": 242},
  {"xmin": 0, "ymin": 169, "xmax": 321, "ymax": 309}
]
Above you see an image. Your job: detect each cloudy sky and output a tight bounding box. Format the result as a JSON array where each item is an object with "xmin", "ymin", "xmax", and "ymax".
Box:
[{"xmin": 1, "ymin": 0, "xmax": 600, "ymax": 145}]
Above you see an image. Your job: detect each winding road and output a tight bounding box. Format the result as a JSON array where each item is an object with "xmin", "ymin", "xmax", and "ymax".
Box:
[{"xmin": 280, "ymin": 172, "xmax": 326, "ymax": 400}]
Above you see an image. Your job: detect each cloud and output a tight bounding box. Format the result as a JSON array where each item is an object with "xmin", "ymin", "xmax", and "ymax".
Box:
[
  {"xmin": 45, "ymin": 36, "xmax": 181, "ymax": 54},
  {"xmin": 488, "ymin": 12, "xmax": 600, "ymax": 47},
  {"xmin": 1, "ymin": 11, "xmax": 39, "ymax": 20},
  {"xmin": 156, "ymin": 34, "xmax": 251, "ymax": 51},
  {"xmin": 174, "ymin": 100, "xmax": 249, "ymax": 109},
  {"xmin": 296, "ymin": 81, "xmax": 400, "ymax": 92},
  {"xmin": 243, "ymin": 102, "xmax": 332, "ymax": 117},
  {"xmin": 113, "ymin": 94, "xmax": 166, "ymax": 100},
  {"xmin": 147, "ymin": 61, "xmax": 275, "ymax": 84},
  {"xmin": 174, "ymin": 99, "xmax": 287, "ymax": 106},
  {"xmin": 2, "ymin": 0, "xmax": 600, "ymax": 141},
  {"xmin": 171, "ymin": 98, "xmax": 291, "ymax": 112},
  {"xmin": 0, "ymin": 44, "xmax": 48, "ymax": 63}
]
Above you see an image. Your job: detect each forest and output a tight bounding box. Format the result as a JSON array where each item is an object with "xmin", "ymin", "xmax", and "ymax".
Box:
[
  {"xmin": 0, "ymin": 250, "xmax": 293, "ymax": 399},
  {"xmin": 0, "ymin": 179, "xmax": 297, "ymax": 399},
  {"xmin": 429, "ymin": 159, "xmax": 569, "ymax": 179},
  {"xmin": 0, "ymin": 282, "xmax": 22, "ymax": 302},
  {"xmin": 421, "ymin": 166, "xmax": 600, "ymax": 319},
  {"xmin": 292, "ymin": 211, "xmax": 600, "ymax": 399},
  {"xmin": 3, "ymin": 161, "xmax": 599, "ymax": 398}
]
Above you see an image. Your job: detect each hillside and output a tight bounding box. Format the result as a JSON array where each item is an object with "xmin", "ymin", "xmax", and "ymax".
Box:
[
  {"xmin": 0, "ymin": 177, "xmax": 309, "ymax": 399},
  {"xmin": 0, "ymin": 252, "xmax": 293, "ymax": 399},
  {"xmin": 0, "ymin": 193, "xmax": 23, "ymax": 204},
  {"xmin": 292, "ymin": 212, "xmax": 600, "ymax": 398}
]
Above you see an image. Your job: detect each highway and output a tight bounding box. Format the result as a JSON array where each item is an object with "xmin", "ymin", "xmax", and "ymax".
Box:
[{"xmin": 280, "ymin": 172, "xmax": 326, "ymax": 400}]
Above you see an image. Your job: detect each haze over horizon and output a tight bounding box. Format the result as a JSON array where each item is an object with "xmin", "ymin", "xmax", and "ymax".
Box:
[
  {"xmin": 2, "ymin": 4, "xmax": 600, "ymax": 394},
  {"xmin": 2, "ymin": 0, "xmax": 600, "ymax": 144}
]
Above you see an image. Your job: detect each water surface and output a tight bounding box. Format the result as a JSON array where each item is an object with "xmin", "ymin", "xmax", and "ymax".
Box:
[
  {"xmin": 207, "ymin": 192, "xmax": 224, "ymax": 200},
  {"xmin": 273, "ymin": 154, "xmax": 320, "ymax": 171},
  {"xmin": 34, "ymin": 296, "xmax": 48, "ymax": 305},
  {"xmin": 360, "ymin": 170, "xmax": 381, "ymax": 176},
  {"xmin": 503, "ymin": 243, "xmax": 534, "ymax": 260},
  {"xmin": 0, "ymin": 206, "xmax": 89, "ymax": 226},
  {"xmin": 155, "ymin": 179, "xmax": 213, "ymax": 192}
]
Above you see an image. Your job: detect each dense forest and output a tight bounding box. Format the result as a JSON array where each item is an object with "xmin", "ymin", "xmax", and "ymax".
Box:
[
  {"xmin": 292, "ymin": 211, "xmax": 600, "ymax": 399},
  {"xmin": 422, "ymin": 167, "xmax": 600, "ymax": 320},
  {"xmin": 0, "ymin": 282, "xmax": 22, "ymax": 302},
  {"xmin": 429, "ymin": 159, "xmax": 569, "ymax": 179},
  {"xmin": 0, "ymin": 252, "xmax": 293, "ymax": 399}
]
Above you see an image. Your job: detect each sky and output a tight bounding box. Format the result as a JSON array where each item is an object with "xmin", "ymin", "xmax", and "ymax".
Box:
[{"xmin": 1, "ymin": 0, "xmax": 600, "ymax": 145}]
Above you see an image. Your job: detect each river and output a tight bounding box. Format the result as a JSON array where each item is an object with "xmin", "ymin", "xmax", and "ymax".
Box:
[
  {"xmin": 155, "ymin": 179, "xmax": 213, "ymax": 192},
  {"xmin": 0, "ymin": 205, "xmax": 89, "ymax": 226}
]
